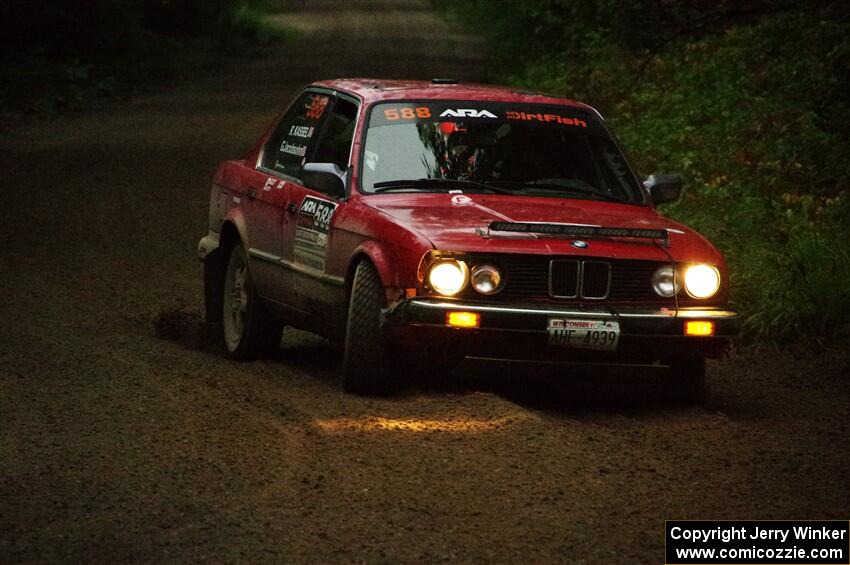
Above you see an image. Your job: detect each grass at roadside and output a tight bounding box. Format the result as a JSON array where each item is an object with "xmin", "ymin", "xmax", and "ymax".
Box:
[
  {"xmin": 436, "ymin": 1, "xmax": 850, "ymax": 344},
  {"xmin": 0, "ymin": 0, "xmax": 287, "ymax": 120}
]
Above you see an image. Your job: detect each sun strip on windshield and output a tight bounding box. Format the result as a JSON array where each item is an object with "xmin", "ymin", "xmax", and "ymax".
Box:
[{"xmin": 369, "ymin": 101, "xmax": 596, "ymax": 129}]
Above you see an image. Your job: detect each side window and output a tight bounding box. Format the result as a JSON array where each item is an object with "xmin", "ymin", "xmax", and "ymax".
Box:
[
  {"xmin": 310, "ymin": 98, "xmax": 358, "ymax": 170},
  {"xmin": 260, "ymin": 92, "xmax": 331, "ymax": 178}
]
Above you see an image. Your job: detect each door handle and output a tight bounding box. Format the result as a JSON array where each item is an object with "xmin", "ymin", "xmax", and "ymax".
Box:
[
  {"xmin": 286, "ymin": 202, "xmax": 298, "ymax": 214},
  {"xmin": 247, "ymin": 189, "xmax": 257, "ymax": 199}
]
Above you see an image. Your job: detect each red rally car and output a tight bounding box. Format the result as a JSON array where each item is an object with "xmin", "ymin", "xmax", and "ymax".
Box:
[{"xmin": 198, "ymin": 78, "xmax": 739, "ymax": 400}]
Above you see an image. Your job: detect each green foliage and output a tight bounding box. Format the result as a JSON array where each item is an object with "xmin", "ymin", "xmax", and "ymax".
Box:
[
  {"xmin": 0, "ymin": 0, "xmax": 278, "ymax": 117},
  {"xmin": 438, "ymin": 0, "xmax": 850, "ymax": 342}
]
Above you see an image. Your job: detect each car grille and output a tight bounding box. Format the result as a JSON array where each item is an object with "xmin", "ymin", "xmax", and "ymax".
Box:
[
  {"xmin": 549, "ymin": 260, "xmax": 579, "ymax": 298},
  {"xmin": 462, "ymin": 254, "xmax": 669, "ymax": 303}
]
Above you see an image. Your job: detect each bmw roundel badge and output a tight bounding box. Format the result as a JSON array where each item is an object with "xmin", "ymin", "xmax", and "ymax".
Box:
[{"xmin": 571, "ymin": 240, "xmax": 589, "ymax": 249}]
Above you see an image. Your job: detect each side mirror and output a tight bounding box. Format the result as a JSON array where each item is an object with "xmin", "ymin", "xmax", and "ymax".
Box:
[
  {"xmin": 302, "ymin": 162, "xmax": 346, "ymax": 198},
  {"xmin": 644, "ymin": 174, "xmax": 683, "ymax": 205}
]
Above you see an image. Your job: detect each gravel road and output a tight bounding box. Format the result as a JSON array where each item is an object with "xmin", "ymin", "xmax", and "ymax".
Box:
[{"xmin": 1, "ymin": 1, "xmax": 849, "ymax": 563}]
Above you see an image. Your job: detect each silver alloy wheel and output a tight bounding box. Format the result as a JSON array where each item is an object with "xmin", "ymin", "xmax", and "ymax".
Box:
[{"xmin": 223, "ymin": 247, "xmax": 249, "ymax": 352}]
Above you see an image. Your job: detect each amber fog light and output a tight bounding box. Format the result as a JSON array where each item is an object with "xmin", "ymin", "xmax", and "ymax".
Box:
[
  {"xmin": 652, "ymin": 265, "xmax": 680, "ymax": 297},
  {"xmin": 446, "ymin": 311, "xmax": 480, "ymax": 328},
  {"xmin": 427, "ymin": 260, "xmax": 469, "ymax": 296},
  {"xmin": 471, "ymin": 264, "xmax": 502, "ymax": 295},
  {"xmin": 683, "ymin": 264, "xmax": 721, "ymax": 299},
  {"xmin": 685, "ymin": 320, "xmax": 715, "ymax": 336}
]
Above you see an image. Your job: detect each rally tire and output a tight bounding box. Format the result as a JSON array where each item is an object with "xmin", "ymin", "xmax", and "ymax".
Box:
[
  {"xmin": 668, "ymin": 356, "xmax": 707, "ymax": 405},
  {"xmin": 342, "ymin": 261, "xmax": 392, "ymax": 395},
  {"xmin": 222, "ymin": 244, "xmax": 283, "ymax": 360}
]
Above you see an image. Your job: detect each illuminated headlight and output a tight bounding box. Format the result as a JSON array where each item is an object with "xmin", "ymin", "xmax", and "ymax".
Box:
[
  {"xmin": 427, "ymin": 260, "xmax": 469, "ymax": 296},
  {"xmin": 470, "ymin": 264, "xmax": 502, "ymax": 295},
  {"xmin": 683, "ymin": 264, "xmax": 721, "ymax": 299},
  {"xmin": 651, "ymin": 265, "xmax": 680, "ymax": 297}
]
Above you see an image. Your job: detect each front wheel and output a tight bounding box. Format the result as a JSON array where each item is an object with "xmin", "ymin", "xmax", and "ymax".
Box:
[
  {"xmin": 342, "ymin": 261, "xmax": 393, "ymax": 395},
  {"xmin": 668, "ymin": 356, "xmax": 707, "ymax": 405},
  {"xmin": 222, "ymin": 244, "xmax": 283, "ymax": 360}
]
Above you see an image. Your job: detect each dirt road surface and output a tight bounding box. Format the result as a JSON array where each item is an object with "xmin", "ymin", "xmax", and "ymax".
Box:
[{"xmin": 2, "ymin": 1, "xmax": 849, "ymax": 563}]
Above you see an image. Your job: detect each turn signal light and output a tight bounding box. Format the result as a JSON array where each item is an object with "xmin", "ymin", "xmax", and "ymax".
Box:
[
  {"xmin": 685, "ymin": 320, "xmax": 715, "ymax": 337},
  {"xmin": 446, "ymin": 311, "xmax": 480, "ymax": 329}
]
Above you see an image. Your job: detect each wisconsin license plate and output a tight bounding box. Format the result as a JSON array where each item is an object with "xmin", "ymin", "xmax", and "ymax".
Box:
[{"xmin": 547, "ymin": 319, "xmax": 620, "ymax": 351}]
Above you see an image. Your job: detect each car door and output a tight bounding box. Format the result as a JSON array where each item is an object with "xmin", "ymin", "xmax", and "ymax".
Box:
[
  {"xmin": 249, "ymin": 90, "xmax": 332, "ymax": 303},
  {"xmin": 282, "ymin": 93, "xmax": 360, "ymax": 324}
]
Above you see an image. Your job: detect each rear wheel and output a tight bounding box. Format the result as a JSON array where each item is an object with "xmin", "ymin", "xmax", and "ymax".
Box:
[
  {"xmin": 668, "ymin": 356, "xmax": 707, "ymax": 405},
  {"xmin": 222, "ymin": 244, "xmax": 283, "ymax": 360},
  {"xmin": 342, "ymin": 261, "xmax": 393, "ymax": 395}
]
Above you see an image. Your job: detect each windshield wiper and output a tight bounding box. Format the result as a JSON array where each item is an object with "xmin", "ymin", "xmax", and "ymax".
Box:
[
  {"xmin": 489, "ymin": 180, "xmax": 630, "ymax": 204},
  {"xmin": 372, "ymin": 178, "xmax": 513, "ymax": 195}
]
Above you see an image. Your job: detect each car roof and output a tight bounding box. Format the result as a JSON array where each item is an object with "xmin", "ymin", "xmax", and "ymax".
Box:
[{"xmin": 311, "ymin": 78, "xmax": 600, "ymax": 115}]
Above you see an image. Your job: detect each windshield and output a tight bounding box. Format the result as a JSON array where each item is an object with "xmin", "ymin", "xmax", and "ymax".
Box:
[{"xmin": 360, "ymin": 101, "xmax": 645, "ymax": 204}]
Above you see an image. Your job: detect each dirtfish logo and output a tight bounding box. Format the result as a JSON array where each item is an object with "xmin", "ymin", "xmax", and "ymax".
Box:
[{"xmin": 440, "ymin": 109, "xmax": 498, "ymax": 118}]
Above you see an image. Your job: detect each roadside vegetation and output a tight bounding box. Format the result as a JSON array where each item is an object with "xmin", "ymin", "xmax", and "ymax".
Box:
[
  {"xmin": 435, "ymin": 0, "xmax": 850, "ymax": 344},
  {"xmin": 0, "ymin": 0, "xmax": 280, "ymax": 119}
]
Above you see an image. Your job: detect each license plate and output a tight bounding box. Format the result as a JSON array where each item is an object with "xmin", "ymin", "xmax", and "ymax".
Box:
[{"xmin": 547, "ymin": 319, "xmax": 620, "ymax": 351}]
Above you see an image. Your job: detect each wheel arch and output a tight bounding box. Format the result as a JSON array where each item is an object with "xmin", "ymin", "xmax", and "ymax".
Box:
[
  {"xmin": 203, "ymin": 219, "xmax": 248, "ymax": 337},
  {"xmin": 344, "ymin": 241, "xmax": 399, "ymax": 303},
  {"xmin": 205, "ymin": 220, "xmax": 245, "ymax": 297},
  {"xmin": 218, "ymin": 220, "xmax": 244, "ymax": 254}
]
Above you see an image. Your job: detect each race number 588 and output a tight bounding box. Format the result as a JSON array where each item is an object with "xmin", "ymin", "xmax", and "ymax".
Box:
[{"xmin": 383, "ymin": 107, "xmax": 432, "ymax": 120}]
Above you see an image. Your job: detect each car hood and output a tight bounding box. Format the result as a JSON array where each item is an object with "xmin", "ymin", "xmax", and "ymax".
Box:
[{"xmin": 362, "ymin": 193, "xmax": 721, "ymax": 263}]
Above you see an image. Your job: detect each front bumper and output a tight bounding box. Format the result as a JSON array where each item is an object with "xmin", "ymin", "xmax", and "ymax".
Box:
[{"xmin": 383, "ymin": 298, "xmax": 739, "ymax": 363}]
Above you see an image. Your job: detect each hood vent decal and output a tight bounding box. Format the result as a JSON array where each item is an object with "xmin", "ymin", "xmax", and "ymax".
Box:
[{"xmin": 488, "ymin": 221, "xmax": 668, "ymax": 241}]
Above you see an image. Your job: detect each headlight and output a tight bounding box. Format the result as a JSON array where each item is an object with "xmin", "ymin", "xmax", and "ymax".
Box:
[
  {"xmin": 470, "ymin": 264, "xmax": 502, "ymax": 295},
  {"xmin": 651, "ymin": 265, "xmax": 680, "ymax": 297},
  {"xmin": 683, "ymin": 264, "xmax": 720, "ymax": 299},
  {"xmin": 427, "ymin": 260, "xmax": 469, "ymax": 296}
]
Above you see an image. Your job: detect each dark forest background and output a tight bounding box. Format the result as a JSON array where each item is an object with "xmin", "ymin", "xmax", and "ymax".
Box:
[
  {"xmin": 0, "ymin": 0, "xmax": 275, "ymax": 115},
  {"xmin": 2, "ymin": 0, "xmax": 848, "ymax": 344},
  {"xmin": 435, "ymin": 0, "xmax": 850, "ymax": 343}
]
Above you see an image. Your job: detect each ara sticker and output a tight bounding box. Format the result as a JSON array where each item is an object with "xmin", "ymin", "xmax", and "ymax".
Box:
[
  {"xmin": 294, "ymin": 196, "xmax": 338, "ymax": 271},
  {"xmin": 299, "ymin": 196, "xmax": 337, "ymax": 233},
  {"xmin": 439, "ymin": 109, "xmax": 498, "ymax": 119}
]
